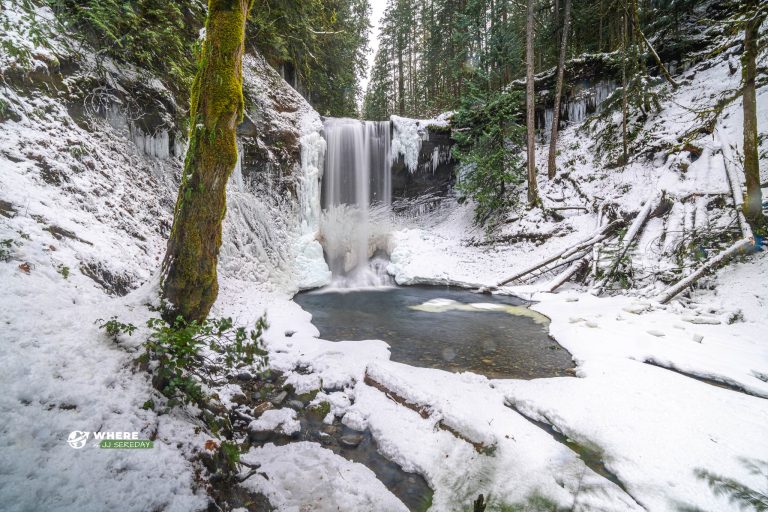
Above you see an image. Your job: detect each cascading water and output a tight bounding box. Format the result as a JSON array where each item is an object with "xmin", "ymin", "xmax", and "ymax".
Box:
[{"xmin": 321, "ymin": 118, "xmax": 393, "ymax": 287}]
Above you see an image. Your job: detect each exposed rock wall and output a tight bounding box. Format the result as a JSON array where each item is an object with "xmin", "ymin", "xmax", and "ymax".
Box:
[{"xmin": 391, "ymin": 127, "xmax": 455, "ymax": 199}]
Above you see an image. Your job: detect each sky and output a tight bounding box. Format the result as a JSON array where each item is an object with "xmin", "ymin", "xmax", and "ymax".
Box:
[{"xmin": 360, "ymin": 0, "xmax": 388, "ymax": 97}]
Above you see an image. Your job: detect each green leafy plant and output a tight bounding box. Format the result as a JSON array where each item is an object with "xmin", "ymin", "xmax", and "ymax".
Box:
[
  {"xmin": 1, "ymin": 239, "xmax": 15, "ymax": 262},
  {"xmin": 45, "ymin": 0, "xmax": 201, "ymax": 98},
  {"xmin": 56, "ymin": 264, "xmax": 70, "ymax": 279},
  {"xmin": 141, "ymin": 315, "xmax": 268, "ymax": 407},
  {"xmin": 97, "ymin": 316, "xmax": 138, "ymax": 341},
  {"xmin": 694, "ymin": 459, "xmax": 768, "ymax": 511}
]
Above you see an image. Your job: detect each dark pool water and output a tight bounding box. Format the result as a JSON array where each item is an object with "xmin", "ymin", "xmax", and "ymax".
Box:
[{"xmin": 295, "ymin": 286, "xmax": 574, "ymax": 379}]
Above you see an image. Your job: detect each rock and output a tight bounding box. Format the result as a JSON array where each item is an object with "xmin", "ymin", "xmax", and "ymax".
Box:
[
  {"xmin": 270, "ymin": 391, "xmax": 288, "ymax": 406},
  {"xmin": 692, "ymin": 333, "xmax": 704, "ymax": 343},
  {"xmin": 248, "ymin": 429, "xmax": 276, "ymax": 443},
  {"xmin": 623, "ymin": 303, "xmax": 651, "ymax": 314},
  {"xmin": 585, "ymin": 321, "xmax": 599, "ymax": 328},
  {"xmin": 565, "ymin": 297, "xmax": 579, "ymax": 302},
  {"xmin": 253, "ymin": 402, "xmax": 273, "ymax": 417},
  {"xmin": 287, "ymin": 400, "xmax": 304, "ymax": 411},
  {"xmin": 285, "ymin": 330, "xmax": 296, "ymax": 337},
  {"xmin": 647, "ymin": 330, "xmax": 665, "ymax": 337},
  {"xmin": 317, "ymin": 432, "xmax": 336, "ymax": 447},
  {"xmin": 237, "ymin": 371, "xmax": 253, "ymax": 381},
  {"xmin": 682, "ymin": 315, "xmax": 721, "ymax": 325},
  {"xmin": 339, "ymin": 433, "xmax": 364, "ymax": 449}
]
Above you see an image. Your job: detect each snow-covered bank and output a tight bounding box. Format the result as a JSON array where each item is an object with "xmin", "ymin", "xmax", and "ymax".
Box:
[{"xmin": 0, "ymin": 2, "xmax": 328, "ymax": 509}]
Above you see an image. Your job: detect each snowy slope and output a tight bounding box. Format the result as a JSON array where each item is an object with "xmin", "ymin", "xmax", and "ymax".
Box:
[{"xmin": 0, "ymin": 2, "xmax": 329, "ymax": 510}]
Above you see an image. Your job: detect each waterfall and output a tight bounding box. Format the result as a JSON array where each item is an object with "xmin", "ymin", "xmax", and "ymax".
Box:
[{"xmin": 321, "ymin": 118, "xmax": 393, "ymax": 287}]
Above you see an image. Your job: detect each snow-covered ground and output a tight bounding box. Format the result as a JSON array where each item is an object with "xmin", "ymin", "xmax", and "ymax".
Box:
[{"xmin": 1, "ymin": 2, "xmax": 766, "ymax": 511}]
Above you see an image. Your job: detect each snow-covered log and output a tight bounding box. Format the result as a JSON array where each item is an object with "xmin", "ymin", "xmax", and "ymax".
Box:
[
  {"xmin": 655, "ymin": 238, "xmax": 754, "ymax": 304},
  {"xmin": 363, "ymin": 372, "xmax": 495, "ymax": 454},
  {"xmin": 545, "ymin": 254, "xmax": 592, "ymax": 292},
  {"xmin": 597, "ymin": 193, "xmax": 659, "ymax": 290},
  {"xmin": 497, "ymin": 219, "xmax": 623, "ymax": 286},
  {"xmin": 717, "ymin": 129, "xmax": 754, "ymax": 242}
]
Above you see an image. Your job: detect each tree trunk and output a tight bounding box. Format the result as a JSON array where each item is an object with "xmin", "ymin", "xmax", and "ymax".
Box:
[
  {"xmin": 621, "ymin": 0, "xmax": 629, "ymax": 165},
  {"xmin": 526, "ymin": 0, "xmax": 539, "ymax": 206},
  {"xmin": 742, "ymin": 3, "xmax": 765, "ymax": 226},
  {"xmin": 161, "ymin": 0, "xmax": 253, "ymax": 322},
  {"xmin": 631, "ymin": 0, "xmax": 677, "ymax": 89},
  {"xmin": 398, "ymin": 27, "xmax": 406, "ymax": 116},
  {"xmin": 547, "ymin": 0, "xmax": 572, "ymax": 179}
]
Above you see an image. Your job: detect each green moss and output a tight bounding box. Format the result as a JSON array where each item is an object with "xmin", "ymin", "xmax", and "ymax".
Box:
[
  {"xmin": 308, "ymin": 401, "xmax": 331, "ymax": 418},
  {"xmin": 426, "ymin": 123, "xmax": 451, "ymax": 134},
  {"xmin": 296, "ymin": 389, "xmax": 319, "ymax": 403},
  {"xmin": 162, "ymin": 0, "xmax": 254, "ymax": 322}
]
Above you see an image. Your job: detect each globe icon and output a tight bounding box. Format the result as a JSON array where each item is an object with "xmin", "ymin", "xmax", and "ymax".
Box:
[{"xmin": 67, "ymin": 431, "xmax": 89, "ymax": 449}]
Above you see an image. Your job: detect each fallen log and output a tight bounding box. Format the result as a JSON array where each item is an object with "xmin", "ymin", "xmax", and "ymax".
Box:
[
  {"xmin": 497, "ymin": 219, "xmax": 624, "ymax": 287},
  {"xmin": 545, "ymin": 254, "xmax": 592, "ymax": 292},
  {"xmin": 597, "ymin": 192, "xmax": 659, "ymax": 291},
  {"xmin": 363, "ymin": 372, "xmax": 495, "ymax": 455},
  {"xmin": 655, "ymin": 238, "xmax": 753, "ymax": 304}
]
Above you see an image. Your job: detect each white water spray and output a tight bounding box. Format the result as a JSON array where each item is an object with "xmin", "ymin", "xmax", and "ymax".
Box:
[{"xmin": 321, "ymin": 118, "xmax": 393, "ymax": 287}]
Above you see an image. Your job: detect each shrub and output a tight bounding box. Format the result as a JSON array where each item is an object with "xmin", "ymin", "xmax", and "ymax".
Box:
[
  {"xmin": 141, "ymin": 315, "xmax": 268, "ymax": 407},
  {"xmin": 98, "ymin": 314, "xmax": 269, "ymax": 408},
  {"xmin": 97, "ymin": 316, "xmax": 137, "ymax": 340},
  {"xmin": 56, "ymin": 264, "xmax": 70, "ymax": 279}
]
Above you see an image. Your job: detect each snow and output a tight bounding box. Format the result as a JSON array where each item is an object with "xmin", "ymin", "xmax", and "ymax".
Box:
[
  {"xmin": 390, "ymin": 114, "xmax": 449, "ymax": 173},
  {"xmin": 240, "ymin": 442, "xmax": 408, "ymax": 512},
  {"xmin": 497, "ymin": 357, "xmax": 768, "ymax": 511},
  {"xmin": 1, "ymin": 0, "xmax": 766, "ymax": 510},
  {"xmin": 249, "ymin": 409, "xmax": 301, "ymax": 436},
  {"xmin": 350, "ymin": 363, "xmax": 643, "ymax": 510}
]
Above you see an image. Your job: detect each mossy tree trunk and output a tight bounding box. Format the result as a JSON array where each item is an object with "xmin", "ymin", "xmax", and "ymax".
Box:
[
  {"xmin": 741, "ymin": 2, "xmax": 765, "ymax": 228},
  {"xmin": 161, "ymin": 0, "xmax": 254, "ymax": 322}
]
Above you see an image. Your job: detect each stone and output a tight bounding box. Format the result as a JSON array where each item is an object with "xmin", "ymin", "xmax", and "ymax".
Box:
[
  {"xmin": 248, "ymin": 429, "xmax": 276, "ymax": 443},
  {"xmin": 647, "ymin": 330, "xmax": 665, "ymax": 337},
  {"xmin": 237, "ymin": 371, "xmax": 253, "ymax": 381},
  {"xmin": 270, "ymin": 391, "xmax": 288, "ymax": 406},
  {"xmin": 253, "ymin": 402, "xmax": 273, "ymax": 417},
  {"xmin": 287, "ymin": 400, "xmax": 304, "ymax": 411},
  {"xmin": 339, "ymin": 433, "xmax": 364, "ymax": 449},
  {"xmin": 682, "ymin": 315, "xmax": 721, "ymax": 325},
  {"xmin": 692, "ymin": 333, "xmax": 704, "ymax": 343}
]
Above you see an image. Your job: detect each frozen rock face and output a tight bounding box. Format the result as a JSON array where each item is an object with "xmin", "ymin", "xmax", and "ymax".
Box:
[
  {"xmin": 391, "ymin": 126, "xmax": 455, "ymax": 199},
  {"xmin": 221, "ymin": 52, "xmax": 330, "ymax": 291},
  {"xmin": 536, "ymin": 79, "xmax": 618, "ymax": 141},
  {"xmin": 0, "ymin": 4, "xmax": 329, "ymax": 295}
]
